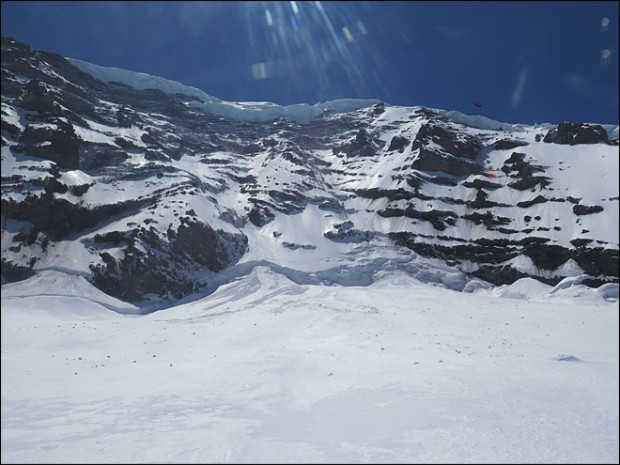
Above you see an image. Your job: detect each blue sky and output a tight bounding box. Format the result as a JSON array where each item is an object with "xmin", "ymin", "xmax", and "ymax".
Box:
[{"xmin": 1, "ymin": 1, "xmax": 618, "ymax": 125}]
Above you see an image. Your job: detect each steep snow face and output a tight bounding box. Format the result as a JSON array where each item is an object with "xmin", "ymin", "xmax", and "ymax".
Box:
[
  {"xmin": 68, "ymin": 57, "xmax": 381, "ymax": 124},
  {"xmin": 1, "ymin": 35, "xmax": 619, "ymax": 310},
  {"xmin": 66, "ymin": 57, "xmax": 217, "ymax": 103},
  {"xmin": 68, "ymin": 57, "xmax": 618, "ymax": 138}
]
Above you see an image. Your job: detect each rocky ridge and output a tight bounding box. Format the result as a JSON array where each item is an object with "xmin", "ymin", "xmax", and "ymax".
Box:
[{"xmin": 2, "ymin": 36, "xmax": 618, "ymax": 307}]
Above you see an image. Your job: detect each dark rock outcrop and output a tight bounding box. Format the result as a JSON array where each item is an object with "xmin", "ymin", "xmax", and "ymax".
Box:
[
  {"xmin": 573, "ymin": 204, "xmax": 604, "ymax": 215},
  {"xmin": 21, "ymin": 120, "xmax": 80, "ymax": 169},
  {"xmin": 415, "ymin": 122, "xmax": 482, "ymax": 160},
  {"xmin": 89, "ymin": 221, "xmax": 248, "ymax": 301},
  {"xmin": 543, "ymin": 121, "xmax": 610, "ymax": 145},
  {"xmin": 387, "ymin": 135, "xmax": 410, "ymax": 152},
  {"xmin": 333, "ymin": 128, "xmax": 383, "ymax": 157}
]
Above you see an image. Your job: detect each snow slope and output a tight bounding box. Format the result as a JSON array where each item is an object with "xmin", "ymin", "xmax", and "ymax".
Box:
[
  {"xmin": 67, "ymin": 57, "xmax": 381, "ymax": 124},
  {"xmin": 1, "ymin": 266, "xmax": 618, "ymax": 463},
  {"xmin": 67, "ymin": 56, "xmax": 619, "ymax": 138}
]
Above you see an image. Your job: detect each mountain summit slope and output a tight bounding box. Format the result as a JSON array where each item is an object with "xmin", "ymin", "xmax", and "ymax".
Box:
[{"xmin": 1, "ymin": 36, "xmax": 618, "ymax": 309}]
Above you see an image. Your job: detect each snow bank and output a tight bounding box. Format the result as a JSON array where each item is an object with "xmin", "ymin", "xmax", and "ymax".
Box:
[
  {"xmin": 494, "ymin": 277, "xmax": 552, "ymax": 299},
  {"xmin": 189, "ymin": 96, "xmax": 381, "ymax": 124},
  {"xmin": 436, "ymin": 108, "xmax": 619, "ymax": 138},
  {"xmin": 68, "ymin": 57, "xmax": 617, "ymax": 131},
  {"xmin": 67, "ymin": 57, "xmax": 215, "ymax": 103},
  {"xmin": 435, "ymin": 108, "xmax": 553, "ymax": 133},
  {"xmin": 67, "ymin": 57, "xmax": 380, "ymax": 124},
  {"xmin": 1, "ymin": 269, "xmax": 141, "ymax": 314}
]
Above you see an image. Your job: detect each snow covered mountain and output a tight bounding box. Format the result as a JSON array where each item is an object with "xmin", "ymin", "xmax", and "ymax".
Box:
[
  {"xmin": 2, "ymin": 35, "xmax": 618, "ymax": 310},
  {"xmin": 2, "ymin": 36, "xmax": 619, "ymax": 464}
]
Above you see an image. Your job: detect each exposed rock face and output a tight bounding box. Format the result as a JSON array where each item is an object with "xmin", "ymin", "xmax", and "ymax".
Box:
[
  {"xmin": 333, "ymin": 128, "xmax": 383, "ymax": 157},
  {"xmin": 543, "ymin": 121, "xmax": 610, "ymax": 145},
  {"xmin": 20, "ymin": 119, "xmax": 80, "ymax": 169},
  {"xmin": 88, "ymin": 220, "xmax": 247, "ymax": 301},
  {"xmin": 501, "ymin": 152, "xmax": 551, "ymax": 191},
  {"xmin": 410, "ymin": 121, "xmax": 484, "ymax": 176},
  {"xmin": 387, "ymin": 135, "xmax": 410, "ymax": 153},
  {"xmin": 1, "ymin": 35, "xmax": 618, "ymax": 305},
  {"xmin": 415, "ymin": 121, "xmax": 483, "ymax": 159}
]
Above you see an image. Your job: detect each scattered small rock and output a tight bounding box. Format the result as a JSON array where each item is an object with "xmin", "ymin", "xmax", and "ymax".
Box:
[{"xmin": 553, "ymin": 354, "xmax": 582, "ymax": 362}]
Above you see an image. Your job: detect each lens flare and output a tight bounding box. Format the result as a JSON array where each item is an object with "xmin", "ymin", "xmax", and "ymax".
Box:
[
  {"xmin": 601, "ymin": 17, "xmax": 609, "ymax": 32},
  {"xmin": 601, "ymin": 48, "xmax": 613, "ymax": 64},
  {"xmin": 289, "ymin": 0, "xmax": 299, "ymax": 15},
  {"xmin": 343, "ymin": 26, "xmax": 354, "ymax": 43},
  {"xmin": 240, "ymin": 1, "xmax": 388, "ymax": 104}
]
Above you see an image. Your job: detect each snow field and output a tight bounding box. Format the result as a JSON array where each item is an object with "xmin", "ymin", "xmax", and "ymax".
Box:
[{"xmin": 2, "ymin": 267, "xmax": 618, "ymax": 463}]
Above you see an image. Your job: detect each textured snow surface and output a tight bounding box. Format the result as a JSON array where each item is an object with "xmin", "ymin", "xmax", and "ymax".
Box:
[{"xmin": 1, "ymin": 267, "xmax": 618, "ymax": 464}]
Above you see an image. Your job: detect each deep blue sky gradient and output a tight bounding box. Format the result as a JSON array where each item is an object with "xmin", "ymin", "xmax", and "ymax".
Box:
[{"xmin": 2, "ymin": 1, "xmax": 618, "ymax": 125}]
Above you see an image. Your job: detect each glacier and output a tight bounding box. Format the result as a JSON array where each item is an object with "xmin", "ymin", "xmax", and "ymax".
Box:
[{"xmin": 1, "ymin": 36, "xmax": 618, "ymax": 464}]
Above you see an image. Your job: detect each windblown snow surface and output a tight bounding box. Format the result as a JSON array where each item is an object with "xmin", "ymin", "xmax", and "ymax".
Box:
[
  {"xmin": 1, "ymin": 57, "xmax": 619, "ymax": 464},
  {"xmin": 2, "ymin": 264, "xmax": 618, "ymax": 464}
]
